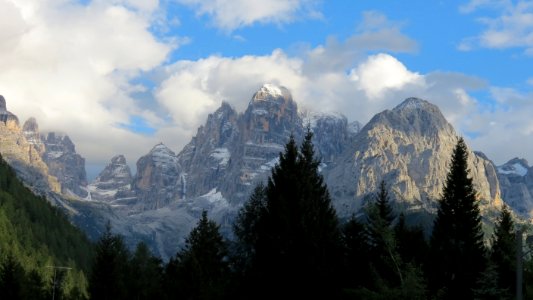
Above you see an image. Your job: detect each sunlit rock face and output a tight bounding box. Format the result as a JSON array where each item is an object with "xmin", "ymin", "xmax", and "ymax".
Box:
[
  {"xmin": 0, "ymin": 96, "xmax": 61, "ymax": 194},
  {"xmin": 326, "ymin": 97, "xmax": 502, "ymax": 217}
]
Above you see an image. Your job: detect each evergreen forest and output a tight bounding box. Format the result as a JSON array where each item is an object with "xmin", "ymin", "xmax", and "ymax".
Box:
[{"xmin": 3, "ymin": 131, "xmax": 533, "ymax": 299}]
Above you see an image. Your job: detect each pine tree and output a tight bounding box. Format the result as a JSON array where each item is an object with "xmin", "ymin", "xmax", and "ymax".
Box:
[
  {"xmin": 490, "ymin": 205, "xmax": 515, "ymax": 297},
  {"xmin": 429, "ymin": 137, "xmax": 486, "ymax": 299},
  {"xmin": 395, "ymin": 213, "xmax": 428, "ymax": 266},
  {"xmin": 0, "ymin": 254, "xmax": 25, "ymax": 300},
  {"xmin": 88, "ymin": 223, "xmax": 129, "ymax": 300},
  {"xmin": 365, "ymin": 181, "xmax": 403, "ymax": 286},
  {"xmin": 128, "ymin": 242, "xmax": 163, "ymax": 300},
  {"xmin": 243, "ymin": 130, "xmax": 342, "ymax": 299},
  {"xmin": 342, "ymin": 215, "xmax": 373, "ymax": 291},
  {"xmin": 169, "ymin": 211, "xmax": 229, "ymax": 300},
  {"xmin": 233, "ymin": 184, "xmax": 267, "ymax": 270}
]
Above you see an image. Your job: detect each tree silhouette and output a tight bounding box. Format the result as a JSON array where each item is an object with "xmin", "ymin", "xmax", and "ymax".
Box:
[
  {"xmin": 89, "ymin": 223, "xmax": 129, "ymax": 300},
  {"xmin": 490, "ymin": 205, "xmax": 515, "ymax": 297},
  {"xmin": 429, "ymin": 137, "xmax": 486, "ymax": 299},
  {"xmin": 168, "ymin": 211, "xmax": 229, "ymax": 300},
  {"xmin": 237, "ymin": 129, "xmax": 342, "ymax": 299}
]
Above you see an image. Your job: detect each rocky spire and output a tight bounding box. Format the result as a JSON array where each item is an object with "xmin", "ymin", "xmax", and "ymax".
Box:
[
  {"xmin": 0, "ymin": 95, "xmax": 6, "ymax": 111},
  {"xmin": 23, "ymin": 117, "xmax": 39, "ymax": 132},
  {"xmin": 0, "ymin": 96, "xmax": 19, "ymax": 127},
  {"xmin": 22, "ymin": 117, "xmax": 45, "ymax": 154}
]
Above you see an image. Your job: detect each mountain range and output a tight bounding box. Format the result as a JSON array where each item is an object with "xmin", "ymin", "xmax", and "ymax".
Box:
[{"xmin": 0, "ymin": 85, "xmax": 530, "ymax": 259}]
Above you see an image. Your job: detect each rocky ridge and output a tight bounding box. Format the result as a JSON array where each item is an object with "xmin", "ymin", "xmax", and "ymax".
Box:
[
  {"xmin": 0, "ymin": 88, "xmax": 526, "ymax": 260},
  {"xmin": 0, "ymin": 97, "xmax": 61, "ymax": 194},
  {"xmin": 41, "ymin": 132, "xmax": 88, "ymax": 198},
  {"xmin": 497, "ymin": 158, "xmax": 533, "ymax": 216},
  {"xmin": 325, "ymin": 97, "xmax": 502, "ymax": 217},
  {"xmin": 88, "ymin": 155, "xmax": 133, "ymax": 203}
]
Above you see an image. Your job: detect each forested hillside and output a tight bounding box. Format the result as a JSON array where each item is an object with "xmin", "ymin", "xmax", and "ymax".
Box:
[{"xmin": 0, "ymin": 154, "xmax": 94, "ymax": 299}]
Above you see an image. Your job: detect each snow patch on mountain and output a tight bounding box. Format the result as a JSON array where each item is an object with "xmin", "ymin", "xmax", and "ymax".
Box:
[
  {"xmin": 498, "ymin": 163, "xmax": 528, "ymax": 177},
  {"xmin": 210, "ymin": 148, "xmax": 230, "ymax": 166}
]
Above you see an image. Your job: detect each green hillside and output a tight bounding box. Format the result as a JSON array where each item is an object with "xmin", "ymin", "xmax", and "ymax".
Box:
[{"xmin": 0, "ymin": 154, "xmax": 94, "ymax": 299}]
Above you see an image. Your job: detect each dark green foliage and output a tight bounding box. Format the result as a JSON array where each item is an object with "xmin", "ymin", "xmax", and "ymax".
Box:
[
  {"xmin": 166, "ymin": 211, "xmax": 229, "ymax": 300},
  {"xmin": 0, "ymin": 254, "xmax": 25, "ymax": 299},
  {"xmin": 0, "ymin": 154, "xmax": 92, "ymax": 298},
  {"xmin": 128, "ymin": 242, "xmax": 164, "ymax": 300},
  {"xmin": 366, "ymin": 181, "xmax": 401, "ymax": 286},
  {"xmin": 89, "ymin": 223, "xmax": 129, "ymax": 300},
  {"xmin": 235, "ymin": 130, "xmax": 342, "ymax": 299},
  {"xmin": 472, "ymin": 263, "xmax": 511, "ymax": 300},
  {"xmin": 429, "ymin": 137, "xmax": 486, "ymax": 299},
  {"xmin": 489, "ymin": 205, "xmax": 515, "ymax": 297},
  {"xmin": 395, "ymin": 213, "xmax": 428, "ymax": 266},
  {"xmin": 232, "ymin": 184, "xmax": 266, "ymax": 272},
  {"xmin": 342, "ymin": 215, "xmax": 372, "ymax": 290}
]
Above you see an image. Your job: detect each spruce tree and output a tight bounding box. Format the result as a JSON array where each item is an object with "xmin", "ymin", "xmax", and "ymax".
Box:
[
  {"xmin": 128, "ymin": 242, "xmax": 163, "ymax": 300},
  {"xmin": 89, "ymin": 223, "xmax": 129, "ymax": 300},
  {"xmin": 366, "ymin": 181, "xmax": 402, "ymax": 287},
  {"xmin": 170, "ymin": 211, "xmax": 229, "ymax": 300},
  {"xmin": 239, "ymin": 130, "xmax": 342, "ymax": 299},
  {"xmin": 342, "ymin": 215, "xmax": 373, "ymax": 291},
  {"xmin": 429, "ymin": 137, "xmax": 486, "ymax": 299},
  {"xmin": 490, "ymin": 205, "xmax": 515, "ymax": 297}
]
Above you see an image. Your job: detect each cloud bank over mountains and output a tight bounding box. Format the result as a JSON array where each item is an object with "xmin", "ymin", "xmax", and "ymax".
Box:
[{"xmin": 0, "ymin": 0, "xmax": 532, "ymax": 176}]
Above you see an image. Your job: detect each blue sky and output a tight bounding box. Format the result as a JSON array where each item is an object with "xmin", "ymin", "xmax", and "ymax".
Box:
[{"xmin": 1, "ymin": 0, "xmax": 533, "ymax": 178}]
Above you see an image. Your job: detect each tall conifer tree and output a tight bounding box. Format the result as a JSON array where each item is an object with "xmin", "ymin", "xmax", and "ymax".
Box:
[
  {"xmin": 238, "ymin": 129, "xmax": 342, "ymax": 299},
  {"xmin": 169, "ymin": 211, "xmax": 229, "ymax": 300},
  {"xmin": 429, "ymin": 137, "xmax": 486, "ymax": 299},
  {"xmin": 490, "ymin": 205, "xmax": 516, "ymax": 296}
]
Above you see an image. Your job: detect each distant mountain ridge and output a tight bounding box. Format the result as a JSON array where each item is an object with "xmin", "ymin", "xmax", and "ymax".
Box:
[{"xmin": 0, "ymin": 86, "xmax": 528, "ymax": 259}]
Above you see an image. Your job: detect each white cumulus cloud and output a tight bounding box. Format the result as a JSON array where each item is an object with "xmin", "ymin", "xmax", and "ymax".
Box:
[{"xmin": 0, "ymin": 0, "xmax": 174, "ymax": 173}]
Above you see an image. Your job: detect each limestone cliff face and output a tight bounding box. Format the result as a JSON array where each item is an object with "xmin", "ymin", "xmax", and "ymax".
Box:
[
  {"xmin": 0, "ymin": 97, "xmax": 61, "ymax": 194},
  {"xmin": 326, "ymin": 98, "xmax": 502, "ymax": 217},
  {"xmin": 132, "ymin": 144, "xmax": 184, "ymax": 211},
  {"xmin": 496, "ymin": 158, "xmax": 533, "ymax": 216},
  {"xmin": 89, "ymin": 155, "xmax": 134, "ymax": 204},
  {"xmin": 41, "ymin": 132, "xmax": 88, "ymax": 198},
  {"xmin": 176, "ymin": 102, "xmax": 239, "ymax": 199}
]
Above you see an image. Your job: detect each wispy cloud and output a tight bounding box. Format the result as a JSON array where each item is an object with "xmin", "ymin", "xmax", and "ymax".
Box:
[
  {"xmin": 175, "ymin": 0, "xmax": 322, "ymax": 32},
  {"xmin": 459, "ymin": 0, "xmax": 533, "ymax": 54}
]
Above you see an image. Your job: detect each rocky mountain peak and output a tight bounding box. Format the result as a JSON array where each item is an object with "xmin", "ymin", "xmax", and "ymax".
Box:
[
  {"xmin": 41, "ymin": 132, "xmax": 87, "ymax": 197},
  {"xmin": 148, "ymin": 143, "xmax": 179, "ymax": 166},
  {"xmin": 131, "ymin": 143, "xmax": 183, "ymax": 211},
  {"xmin": 326, "ymin": 97, "xmax": 501, "ymax": 216},
  {"xmin": 366, "ymin": 97, "xmax": 450, "ymax": 138},
  {"xmin": 22, "ymin": 117, "xmax": 45, "ymax": 154},
  {"xmin": 0, "ymin": 96, "xmax": 19, "ymax": 127},
  {"xmin": 393, "ymin": 97, "xmax": 435, "ymax": 112},
  {"xmin": 23, "ymin": 117, "xmax": 39, "ymax": 133},
  {"xmin": 252, "ymin": 84, "xmax": 289, "ymax": 101},
  {"xmin": 111, "ymin": 154, "xmax": 127, "ymax": 165},
  {"xmin": 498, "ymin": 157, "xmax": 530, "ymax": 177},
  {"xmin": 89, "ymin": 154, "xmax": 133, "ymax": 203},
  {"xmin": 0, "ymin": 95, "xmax": 6, "ymax": 111}
]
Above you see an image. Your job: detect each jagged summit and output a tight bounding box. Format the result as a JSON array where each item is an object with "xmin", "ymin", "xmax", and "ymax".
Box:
[
  {"xmin": 111, "ymin": 154, "xmax": 127, "ymax": 165},
  {"xmin": 498, "ymin": 157, "xmax": 529, "ymax": 177},
  {"xmin": 0, "ymin": 96, "xmax": 19, "ymax": 126},
  {"xmin": 393, "ymin": 97, "xmax": 435, "ymax": 112},
  {"xmin": 150, "ymin": 143, "xmax": 177, "ymax": 158},
  {"xmin": 0, "ymin": 95, "xmax": 6, "ymax": 111},
  {"xmin": 365, "ymin": 97, "xmax": 450, "ymax": 137},
  {"xmin": 23, "ymin": 117, "xmax": 39, "ymax": 133},
  {"xmin": 252, "ymin": 83, "xmax": 290, "ymax": 102}
]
